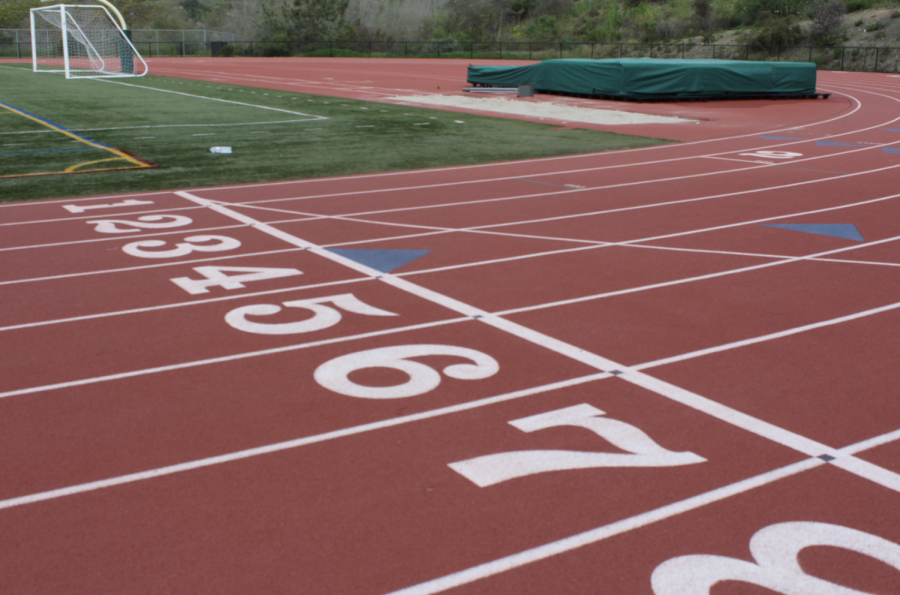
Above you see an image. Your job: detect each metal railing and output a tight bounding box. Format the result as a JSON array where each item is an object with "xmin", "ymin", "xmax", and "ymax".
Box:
[{"xmin": 1, "ymin": 37, "xmax": 896, "ymax": 73}]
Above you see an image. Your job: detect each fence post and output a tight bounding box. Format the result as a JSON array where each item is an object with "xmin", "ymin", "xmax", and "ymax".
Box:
[
  {"xmin": 559, "ymin": 42, "xmax": 562, "ymax": 59},
  {"xmin": 746, "ymin": 44, "xmax": 749, "ymax": 60},
  {"xmin": 650, "ymin": 44, "xmax": 653, "ymax": 58},
  {"xmin": 777, "ymin": 46, "xmax": 781, "ymax": 61},
  {"xmin": 840, "ymin": 47, "xmax": 845, "ymax": 71},
  {"xmin": 874, "ymin": 47, "xmax": 879, "ymax": 72},
  {"xmin": 529, "ymin": 42, "xmax": 532, "ymax": 60},
  {"xmin": 437, "ymin": 41, "xmax": 441, "ymax": 58},
  {"xmin": 368, "ymin": 40, "xmax": 371, "ymax": 57},
  {"xmin": 712, "ymin": 44, "xmax": 715, "ymax": 59},
  {"xmin": 682, "ymin": 43, "xmax": 685, "ymax": 59},
  {"xmin": 499, "ymin": 42, "xmax": 502, "ymax": 59},
  {"xmin": 591, "ymin": 43, "xmax": 594, "ymax": 59},
  {"xmin": 619, "ymin": 43, "xmax": 622, "ymax": 57}
]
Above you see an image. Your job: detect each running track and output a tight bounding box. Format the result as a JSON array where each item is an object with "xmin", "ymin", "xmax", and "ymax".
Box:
[{"xmin": 2, "ymin": 59, "xmax": 900, "ymax": 593}]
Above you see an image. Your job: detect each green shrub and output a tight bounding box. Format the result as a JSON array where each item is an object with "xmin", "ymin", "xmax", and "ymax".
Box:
[
  {"xmin": 261, "ymin": 44, "xmax": 290, "ymax": 57},
  {"xmin": 843, "ymin": 0, "xmax": 870, "ymax": 12}
]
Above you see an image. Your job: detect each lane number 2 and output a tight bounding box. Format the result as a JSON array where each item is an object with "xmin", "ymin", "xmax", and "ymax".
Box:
[
  {"xmin": 315, "ymin": 344, "xmax": 499, "ymax": 399},
  {"xmin": 652, "ymin": 521, "xmax": 900, "ymax": 595},
  {"xmin": 449, "ymin": 404, "xmax": 705, "ymax": 487},
  {"xmin": 88, "ymin": 214, "xmax": 192, "ymax": 234},
  {"xmin": 225, "ymin": 293, "xmax": 397, "ymax": 335}
]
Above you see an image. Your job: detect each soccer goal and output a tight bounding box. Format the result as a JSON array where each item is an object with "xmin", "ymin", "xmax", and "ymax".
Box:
[{"xmin": 30, "ymin": 4, "xmax": 148, "ymax": 78}]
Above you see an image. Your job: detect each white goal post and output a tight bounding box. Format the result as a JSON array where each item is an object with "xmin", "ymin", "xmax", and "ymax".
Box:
[{"xmin": 30, "ymin": 4, "xmax": 148, "ymax": 78}]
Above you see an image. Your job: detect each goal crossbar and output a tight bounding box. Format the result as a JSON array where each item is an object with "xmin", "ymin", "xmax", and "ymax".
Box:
[{"xmin": 31, "ymin": 4, "xmax": 148, "ymax": 78}]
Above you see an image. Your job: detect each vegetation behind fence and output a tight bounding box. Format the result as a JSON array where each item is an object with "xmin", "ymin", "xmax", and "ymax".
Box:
[{"xmin": 1, "ymin": 36, "xmax": 896, "ymax": 73}]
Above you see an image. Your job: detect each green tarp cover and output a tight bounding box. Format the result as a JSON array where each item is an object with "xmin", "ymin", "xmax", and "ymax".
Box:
[{"xmin": 467, "ymin": 58, "xmax": 817, "ymax": 97}]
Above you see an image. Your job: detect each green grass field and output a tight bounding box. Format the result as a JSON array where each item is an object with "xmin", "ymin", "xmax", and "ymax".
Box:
[{"xmin": 0, "ymin": 64, "xmax": 672, "ymax": 203}]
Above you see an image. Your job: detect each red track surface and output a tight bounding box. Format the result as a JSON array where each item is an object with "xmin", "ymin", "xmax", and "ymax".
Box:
[{"xmin": 2, "ymin": 58, "xmax": 900, "ymax": 594}]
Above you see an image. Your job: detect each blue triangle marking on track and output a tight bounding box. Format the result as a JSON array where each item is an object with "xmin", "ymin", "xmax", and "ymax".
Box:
[
  {"xmin": 758, "ymin": 135, "xmax": 802, "ymax": 140},
  {"xmin": 762, "ymin": 223, "xmax": 865, "ymax": 242},
  {"xmin": 884, "ymin": 147, "xmax": 900, "ymax": 153},
  {"xmin": 327, "ymin": 248, "xmax": 432, "ymax": 273},
  {"xmin": 817, "ymin": 140, "xmax": 862, "ymax": 147},
  {"xmin": 883, "ymin": 128, "xmax": 900, "ymax": 132}
]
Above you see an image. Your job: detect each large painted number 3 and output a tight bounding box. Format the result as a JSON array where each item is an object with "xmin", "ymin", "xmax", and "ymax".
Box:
[
  {"xmin": 314, "ymin": 345, "xmax": 499, "ymax": 399},
  {"xmin": 652, "ymin": 521, "xmax": 900, "ymax": 595},
  {"xmin": 449, "ymin": 404, "xmax": 705, "ymax": 487},
  {"xmin": 123, "ymin": 235, "xmax": 241, "ymax": 258}
]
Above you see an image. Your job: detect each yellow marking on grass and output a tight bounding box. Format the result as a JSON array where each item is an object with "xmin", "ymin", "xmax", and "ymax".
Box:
[
  {"xmin": 65, "ymin": 157, "xmax": 133, "ymax": 173},
  {"xmin": 0, "ymin": 102, "xmax": 154, "ymax": 178}
]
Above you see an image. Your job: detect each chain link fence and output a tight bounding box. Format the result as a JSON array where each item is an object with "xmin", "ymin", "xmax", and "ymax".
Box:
[{"xmin": 1, "ymin": 31, "xmax": 896, "ymax": 73}]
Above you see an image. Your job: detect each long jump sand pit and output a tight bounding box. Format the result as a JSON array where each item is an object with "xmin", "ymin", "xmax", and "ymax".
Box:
[{"xmin": 389, "ymin": 94, "xmax": 696, "ymax": 126}]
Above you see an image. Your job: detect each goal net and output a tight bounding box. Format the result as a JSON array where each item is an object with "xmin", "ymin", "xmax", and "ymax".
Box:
[{"xmin": 30, "ymin": 4, "xmax": 148, "ymax": 78}]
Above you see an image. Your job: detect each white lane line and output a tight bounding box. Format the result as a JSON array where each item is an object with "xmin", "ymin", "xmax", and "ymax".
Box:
[
  {"xmin": 215, "ymin": 145, "xmax": 900, "ymax": 232},
  {"xmin": 0, "ymin": 205, "xmax": 202, "ymax": 229},
  {"xmin": 635, "ymin": 297, "xmax": 900, "ymax": 372},
  {"xmin": 0, "ymin": 317, "xmax": 465, "ymax": 400},
  {"xmin": 386, "ymin": 459, "xmax": 823, "ymax": 595},
  {"xmin": 496, "ymin": 231, "xmax": 900, "ymax": 319},
  {"xmin": 0, "ymin": 247, "xmax": 305, "ymax": 287},
  {"xmin": 466, "ymin": 187, "xmax": 900, "ymax": 247},
  {"xmin": 94, "ymin": 79, "xmax": 329, "ymax": 120},
  {"xmin": 0, "ymin": 277, "xmax": 372, "ymax": 333},
  {"xmin": 6, "ymin": 184, "xmax": 896, "ymax": 325},
  {"xmin": 185, "ymin": 94, "xmax": 892, "ymax": 208},
  {"xmin": 0, "ymin": 88, "xmax": 875, "ymax": 220},
  {"xmin": 177, "ymin": 192, "xmax": 900, "ymax": 492},
  {"xmin": 387, "ymin": 429, "xmax": 900, "ymax": 595},
  {"xmin": 0, "ymin": 372, "xmax": 609, "ymax": 511}
]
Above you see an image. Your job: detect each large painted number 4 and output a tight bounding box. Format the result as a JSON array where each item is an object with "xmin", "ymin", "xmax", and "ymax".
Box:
[
  {"xmin": 170, "ymin": 266, "xmax": 302, "ymax": 295},
  {"xmin": 449, "ymin": 404, "xmax": 705, "ymax": 487}
]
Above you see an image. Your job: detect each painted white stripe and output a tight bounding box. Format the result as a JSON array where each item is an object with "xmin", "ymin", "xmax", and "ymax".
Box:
[
  {"xmin": 385, "ymin": 427, "xmax": 900, "ymax": 595},
  {"xmin": 0, "ymin": 372, "xmax": 609, "ymax": 511},
  {"xmin": 0, "ymin": 318, "xmax": 465, "ymax": 401},
  {"xmin": 0, "ymin": 277, "xmax": 372, "ymax": 333},
  {"xmin": 0, "ymin": 205, "xmax": 200, "ymax": 229},
  {"xmin": 637, "ymin": 299, "xmax": 900, "ymax": 372},
  {"xmin": 0, "ymin": 247, "xmax": 305, "ymax": 287},
  {"xmin": 176, "ymin": 192, "xmax": 900, "ymax": 493},
  {"xmin": 386, "ymin": 459, "xmax": 823, "ymax": 595},
  {"xmin": 0, "ymin": 79, "xmax": 866, "ymax": 211},
  {"xmin": 95, "ymin": 78, "xmax": 329, "ymax": 120}
]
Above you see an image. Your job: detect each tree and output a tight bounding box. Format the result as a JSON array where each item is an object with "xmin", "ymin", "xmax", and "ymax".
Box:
[
  {"xmin": 693, "ymin": 0, "xmax": 715, "ymax": 43},
  {"xmin": 0, "ymin": 0, "xmax": 42, "ymax": 29},
  {"xmin": 289, "ymin": 0, "xmax": 350, "ymax": 40},
  {"xmin": 808, "ymin": 0, "xmax": 846, "ymax": 42},
  {"xmin": 739, "ymin": 0, "xmax": 811, "ymax": 23}
]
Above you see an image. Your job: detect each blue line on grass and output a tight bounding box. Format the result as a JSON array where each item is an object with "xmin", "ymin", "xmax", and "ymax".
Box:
[
  {"xmin": 0, "ymin": 100, "xmax": 115, "ymax": 149},
  {"xmin": 0, "ymin": 147, "xmax": 100, "ymax": 156}
]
